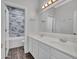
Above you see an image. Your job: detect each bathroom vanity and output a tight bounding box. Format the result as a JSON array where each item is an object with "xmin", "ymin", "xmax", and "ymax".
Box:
[{"xmin": 27, "ymin": 33, "xmax": 77, "ymax": 59}]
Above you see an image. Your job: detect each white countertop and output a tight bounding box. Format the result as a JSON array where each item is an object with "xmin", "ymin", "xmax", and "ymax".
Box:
[{"xmin": 28, "ymin": 33, "xmax": 77, "ymax": 58}]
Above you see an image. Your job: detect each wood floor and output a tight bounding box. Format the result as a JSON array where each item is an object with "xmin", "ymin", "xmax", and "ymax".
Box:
[{"xmin": 6, "ymin": 47, "xmax": 34, "ymax": 59}]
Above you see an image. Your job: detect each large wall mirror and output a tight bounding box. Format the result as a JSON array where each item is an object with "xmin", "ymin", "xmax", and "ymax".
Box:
[{"xmin": 40, "ymin": 0, "xmax": 77, "ymax": 35}]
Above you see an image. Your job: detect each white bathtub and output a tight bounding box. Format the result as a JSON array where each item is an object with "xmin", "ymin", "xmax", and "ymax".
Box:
[{"xmin": 9, "ymin": 36, "xmax": 24, "ymax": 48}]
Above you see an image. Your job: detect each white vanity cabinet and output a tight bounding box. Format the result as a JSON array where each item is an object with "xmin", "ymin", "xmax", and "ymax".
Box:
[
  {"xmin": 28, "ymin": 37, "xmax": 39, "ymax": 59},
  {"xmin": 32, "ymin": 39, "xmax": 39, "ymax": 59},
  {"xmin": 38, "ymin": 42, "xmax": 51, "ymax": 59},
  {"xmin": 28, "ymin": 37, "xmax": 76, "ymax": 59}
]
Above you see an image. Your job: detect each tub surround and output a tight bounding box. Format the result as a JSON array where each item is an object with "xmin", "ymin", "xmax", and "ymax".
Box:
[
  {"xmin": 8, "ymin": 6, "xmax": 25, "ymax": 37},
  {"xmin": 27, "ymin": 32, "xmax": 77, "ymax": 58}
]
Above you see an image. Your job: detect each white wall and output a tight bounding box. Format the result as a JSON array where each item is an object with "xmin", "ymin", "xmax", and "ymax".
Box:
[
  {"xmin": 6, "ymin": 0, "xmax": 40, "ymax": 33},
  {"xmin": 54, "ymin": 0, "xmax": 77, "ymax": 34}
]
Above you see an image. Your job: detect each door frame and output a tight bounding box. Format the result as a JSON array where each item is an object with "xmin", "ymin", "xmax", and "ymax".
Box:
[{"xmin": 4, "ymin": 0, "xmax": 28, "ymax": 55}]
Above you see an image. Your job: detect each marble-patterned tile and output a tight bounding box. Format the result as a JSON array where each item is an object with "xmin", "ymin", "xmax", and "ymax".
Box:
[{"xmin": 7, "ymin": 6, "xmax": 25, "ymax": 37}]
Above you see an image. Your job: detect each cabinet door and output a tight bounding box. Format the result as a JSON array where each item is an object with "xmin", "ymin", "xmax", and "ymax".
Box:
[
  {"xmin": 51, "ymin": 48, "xmax": 73, "ymax": 59},
  {"xmin": 50, "ymin": 48, "xmax": 57, "ymax": 59},
  {"xmin": 32, "ymin": 39, "xmax": 39, "ymax": 59},
  {"xmin": 28, "ymin": 38, "xmax": 33, "ymax": 54},
  {"xmin": 38, "ymin": 42, "xmax": 51, "ymax": 59}
]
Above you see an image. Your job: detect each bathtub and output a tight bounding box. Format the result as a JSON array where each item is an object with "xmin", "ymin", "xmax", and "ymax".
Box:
[
  {"xmin": 28, "ymin": 32, "xmax": 77, "ymax": 58},
  {"xmin": 9, "ymin": 36, "xmax": 24, "ymax": 48}
]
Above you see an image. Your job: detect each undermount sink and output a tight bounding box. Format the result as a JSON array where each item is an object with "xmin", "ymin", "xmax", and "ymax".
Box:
[
  {"xmin": 39, "ymin": 34, "xmax": 45, "ymax": 37},
  {"xmin": 59, "ymin": 39, "xmax": 68, "ymax": 43}
]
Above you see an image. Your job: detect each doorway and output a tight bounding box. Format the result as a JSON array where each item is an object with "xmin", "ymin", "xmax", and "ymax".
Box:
[{"xmin": 4, "ymin": 1, "xmax": 27, "ymax": 57}]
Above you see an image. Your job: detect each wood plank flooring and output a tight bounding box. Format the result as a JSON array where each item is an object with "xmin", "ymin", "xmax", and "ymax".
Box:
[{"xmin": 6, "ymin": 47, "xmax": 34, "ymax": 59}]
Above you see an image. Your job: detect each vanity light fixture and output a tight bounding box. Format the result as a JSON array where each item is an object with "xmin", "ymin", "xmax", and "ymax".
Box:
[{"xmin": 42, "ymin": 0, "xmax": 57, "ymax": 9}]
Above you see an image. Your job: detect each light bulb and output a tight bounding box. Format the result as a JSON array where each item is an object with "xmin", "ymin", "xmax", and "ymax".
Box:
[
  {"xmin": 52, "ymin": 0, "xmax": 56, "ymax": 2},
  {"xmin": 48, "ymin": 1, "xmax": 52, "ymax": 4},
  {"xmin": 42, "ymin": 6, "xmax": 45, "ymax": 9},
  {"xmin": 45, "ymin": 3, "xmax": 48, "ymax": 7}
]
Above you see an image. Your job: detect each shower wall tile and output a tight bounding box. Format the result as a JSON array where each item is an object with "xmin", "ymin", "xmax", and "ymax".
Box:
[{"xmin": 8, "ymin": 6, "xmax": 25, "ymax": 37}]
